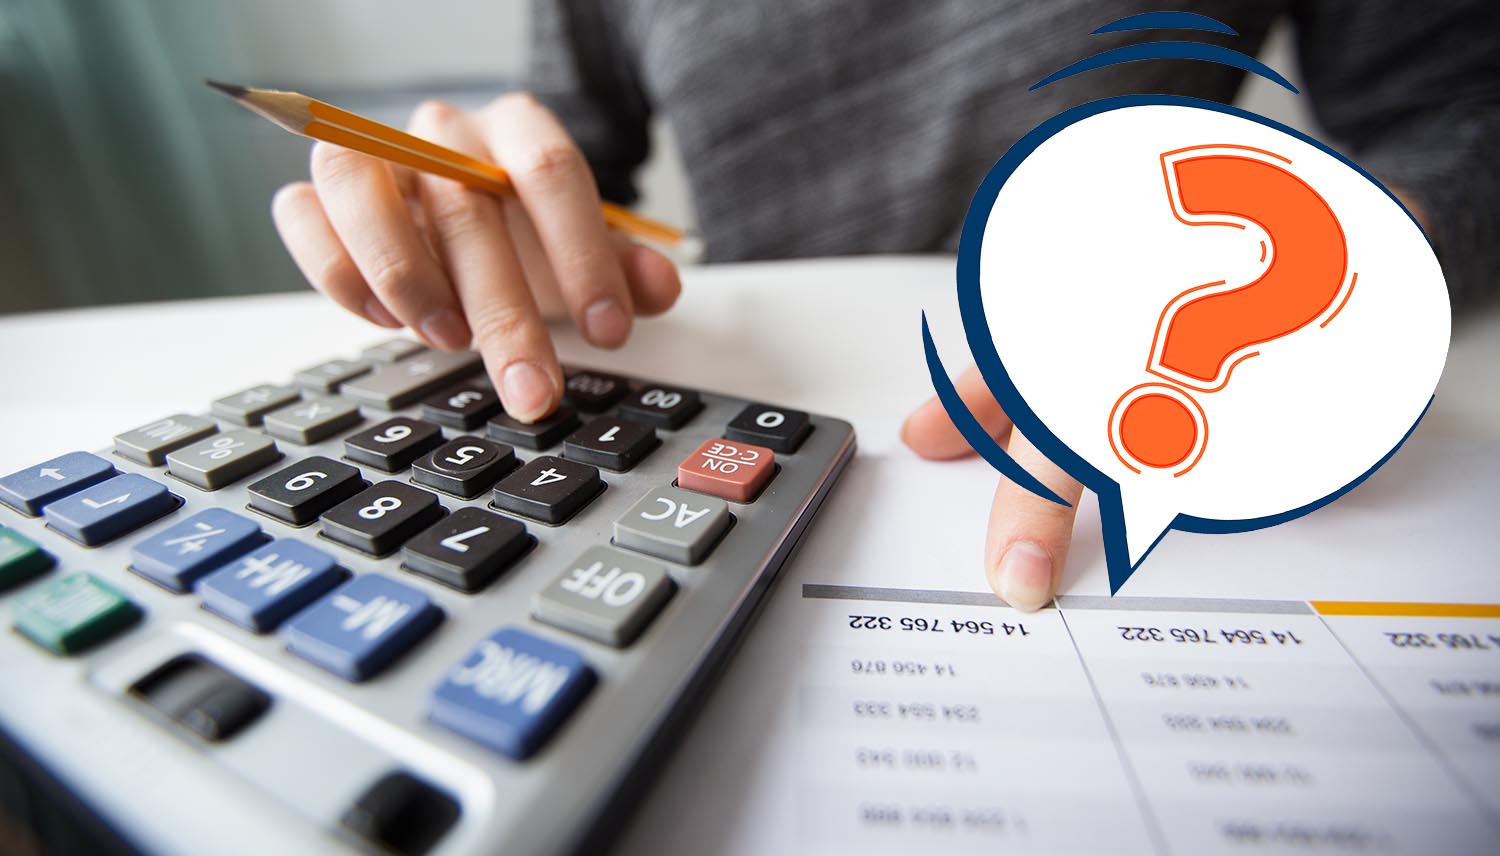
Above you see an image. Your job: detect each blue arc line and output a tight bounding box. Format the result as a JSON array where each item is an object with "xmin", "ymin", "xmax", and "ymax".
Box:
[
  {"xmin": 1093, "ymin": 12, "xmax": 1239, "ymax": 36},
  {"xmin": 921, "ymin": 313, "xmax": 1069, "ymax": 506},
  {"xmin": 1031, "ymin": 42, "xmax": 1299, "ymax": 93}
]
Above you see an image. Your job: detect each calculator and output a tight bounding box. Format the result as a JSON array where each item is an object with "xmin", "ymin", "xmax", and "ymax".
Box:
[{"xmin": 0, "ymin": 340, "xmax": 855, "ymax": 856}]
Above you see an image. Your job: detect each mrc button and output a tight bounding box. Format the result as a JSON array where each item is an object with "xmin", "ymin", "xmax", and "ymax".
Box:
[
  {"xmin": 725, "ymin": 404, "xmax": 811, "ymax": 453},
  {"xmin": 429, "ymin": 627, "xmax": 595, "ymax": 759},
  {"xmin": 677, "ymin": 438, "xmax": 775, "ymax": 503}
]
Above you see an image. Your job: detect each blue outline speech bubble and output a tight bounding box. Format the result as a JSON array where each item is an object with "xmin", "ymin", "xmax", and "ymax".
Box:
[{"xmin": 930, "ymin": 93, "xmax": 1435, "ymax": 594}]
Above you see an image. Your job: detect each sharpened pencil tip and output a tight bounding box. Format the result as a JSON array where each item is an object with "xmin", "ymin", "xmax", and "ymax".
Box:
[{"xmin": 204, "ymin": 79, "xmax": 249, "ymax": 99}]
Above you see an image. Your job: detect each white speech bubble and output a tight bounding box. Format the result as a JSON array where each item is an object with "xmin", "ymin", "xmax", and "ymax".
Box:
[{"xmin": 968, "ymin": 100, "xmax": 1449, "ymax": 586}]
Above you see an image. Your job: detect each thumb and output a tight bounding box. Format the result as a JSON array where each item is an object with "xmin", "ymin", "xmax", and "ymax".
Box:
[{"xmin": 984, "ymin": 428, "xmax": 1084, "ymax": 610}]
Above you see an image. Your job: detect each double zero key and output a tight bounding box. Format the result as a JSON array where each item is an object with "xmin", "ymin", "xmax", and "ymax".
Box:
[{"xmin": 321, "ymin": 481, "xmax": 444, "ymax": 556}]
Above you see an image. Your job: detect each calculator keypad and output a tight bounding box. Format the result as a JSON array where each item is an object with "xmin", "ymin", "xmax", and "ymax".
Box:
[{"xmin": 0, "ymin": 341, "xmax": 855, "ymax": 856}]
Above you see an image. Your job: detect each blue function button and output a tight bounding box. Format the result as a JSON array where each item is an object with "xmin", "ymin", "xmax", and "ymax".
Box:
[
  {"xmin": 198, "ymin": 539, "xmax": 344, "ymax": 633},
  {"xmin": 429, "ymin": 627, "xmax": 595, "ymax": 759},
  {"xmin": 0, "ymin": 452, "xmax": 117, "ymax": 516},
  {"xmin": 42, "ymin": 473, "xmax": 177, "ymax": 546},
  {"xmin": 130, "ymin": 509, "xmax": 265, "ymax": 593},
  {"xmin": 283, "ymin": 574, "xmax": 443, "ymax": 682}
]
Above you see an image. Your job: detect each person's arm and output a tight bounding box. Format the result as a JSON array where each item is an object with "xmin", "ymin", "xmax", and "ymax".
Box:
[
  {"xmin": 528, "ymin": 0, "xmax": 654, "ymax": 209},
  {"xmin": 1292, "ymin": 0, "xmax": 1500, "ymax": 308},
  {"xmin": 268, "ymin": 2, "xmax": 678, "ymax": 425}
]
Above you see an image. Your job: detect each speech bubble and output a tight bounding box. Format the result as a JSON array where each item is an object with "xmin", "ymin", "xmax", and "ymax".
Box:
[{"xmin": 935, "ymin": 95, "xmax": 1450, "ymax": 593}]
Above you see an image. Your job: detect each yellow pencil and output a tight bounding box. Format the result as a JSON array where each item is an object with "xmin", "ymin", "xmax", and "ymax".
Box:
[{"xmin": 207, "ymin": 80, "xmax": 700, "ymax": 258}]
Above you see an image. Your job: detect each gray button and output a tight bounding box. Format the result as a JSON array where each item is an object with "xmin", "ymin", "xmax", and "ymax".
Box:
[
  {"xmin": 210, "ymin": 384, "xmax": 301, "ymax": 426},
  {"xmin": 613, "ymin": 486, "xmax": 732, "ymax": 565},
  {"xmin": 340, "ymin": 350, "xmax": 482, "ymax": 410},
  {"xmin": 360, "ymin": 338, "xmax": 426, "ymax": 363},
  {"xmin": 165, "ymin": 430, "xmax": 281, "ymax": 490},
  {"xmin": 263, "ymin": 397, "xmax": 362, "ymax": 445},
  {"xmin": 532, "ymin": 546, "xmax": 676, "ymax": 647},
  {"xmin": 113, "ymin": 414, "xmax": 217, "ymax": 465},
  {"xmin": 293, "ymin": 358, "xmax": 371, "ymax": 393}
]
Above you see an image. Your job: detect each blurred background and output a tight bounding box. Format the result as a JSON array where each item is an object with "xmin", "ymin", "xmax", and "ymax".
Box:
[{"xmin": 0, "ymin": 0, "xmax": 1314, "ymax": 314}]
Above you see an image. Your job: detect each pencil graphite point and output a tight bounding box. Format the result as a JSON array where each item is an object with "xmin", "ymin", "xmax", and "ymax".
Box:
[{"xmin": 204, "ymin": 79, "xmax": 249, "ymax": 99}]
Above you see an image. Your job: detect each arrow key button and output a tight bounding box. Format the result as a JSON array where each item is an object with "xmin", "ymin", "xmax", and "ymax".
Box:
[{"xmin": 0, "ymin": 452, "xmax": 118, "ymax": 516}]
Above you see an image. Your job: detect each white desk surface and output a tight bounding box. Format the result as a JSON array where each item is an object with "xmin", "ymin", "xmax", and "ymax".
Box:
[
  {"xmin": 2, "ymin": 256, "xmax": 1499, "ymax": 853},
  {"xmin": 4, "ymin": 255, "xmax": 1496, "ymax": 464}
]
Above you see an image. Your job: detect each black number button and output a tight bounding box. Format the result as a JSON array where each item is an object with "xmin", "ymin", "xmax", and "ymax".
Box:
[
  {"xmin": 344, "ymin": 417, "xmax": 443, "ymax": 472},
  {"xmin": 562, "ymin": 370, "xmax": 630, "ymax": 412},
  {"xmin": 617, "ymin": 385, "xmax": 703, "ymax": 429},
  {"xmin": 562, "ymin": 417, "xmax": 657, "ymax": 472},
  {"xmin": 321, "ymin": 481, "xmax": 444, "ymax": 556},
  {"xmin": 420, "ymin": 382, "xmax": 501, "ymax": 429},
  {"xmin": 492, "ymin": 455, "xmax": 604, "ymax": 525},
  {"xmin": 247, "ymin": 456, "xmax": 366, "ymax": 525},
  {"xmin": 412, "ymin": 437, "xmax": 518, "ymax": 498},
  {"xmin": 486, "ymin": 406, "xmax": 580, "ymax": 450},
  {"xmin": 725, "ymin": 404, "xmax": 812, "ymax": 453},
  {"xmin": 402, "ymin": 507, "xmax": 532, "ymax": 592}
]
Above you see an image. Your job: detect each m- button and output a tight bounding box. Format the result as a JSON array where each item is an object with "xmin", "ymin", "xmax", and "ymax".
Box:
[{"xmin": 677, "ymin": 439, "xmax": 775, "ymax": 503}]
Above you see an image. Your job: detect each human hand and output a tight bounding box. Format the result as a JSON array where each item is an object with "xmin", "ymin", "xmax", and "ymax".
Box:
[
  {"xmin": 902, "ymin": 365, "xmax": 1084, "ymax": 611},
  {"xmin": 271, "ymin": 93, "xmax": 682, "ymax": 421}
]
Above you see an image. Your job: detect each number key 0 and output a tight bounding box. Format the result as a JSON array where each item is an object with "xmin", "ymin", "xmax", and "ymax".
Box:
[{"xmin": 247, "ymin": 457, "xmax": 366, "ymax": 525}]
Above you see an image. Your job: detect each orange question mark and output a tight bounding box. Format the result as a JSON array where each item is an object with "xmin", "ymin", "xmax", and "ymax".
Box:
[{"xmin": 1109, "ymin": 144, "xmax": 1354, "ymax": 474}]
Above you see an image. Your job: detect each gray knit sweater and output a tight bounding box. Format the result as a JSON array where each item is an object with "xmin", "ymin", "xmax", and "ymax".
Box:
[{"xmin": 529, "ymin": 1, "xmax": 1499, "ymax": 306}]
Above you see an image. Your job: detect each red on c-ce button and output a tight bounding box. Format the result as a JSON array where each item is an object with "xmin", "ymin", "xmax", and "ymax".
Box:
[{"xmin": 677, "ymin": 438, "xmax": 775, "ymax": 502}]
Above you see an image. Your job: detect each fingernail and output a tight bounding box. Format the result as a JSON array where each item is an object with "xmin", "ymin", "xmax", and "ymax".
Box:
[
  {"xmin": 420, "ymin": 308, "xmax": 472, "ymax": 350},
  {"xmin": 365, "ymin": 299, "xmax": 401, "ymax": 328},
  {"xmin": 583, "ymin": 298, "xmax": 630, "ymax": 346},
  {"xmin": 501, "ymin": 361, "xmax": 555, "ymax": 421},
  {"xmin": 997, "ymin": 542, "xmax": 1054, "ymax": 611}
]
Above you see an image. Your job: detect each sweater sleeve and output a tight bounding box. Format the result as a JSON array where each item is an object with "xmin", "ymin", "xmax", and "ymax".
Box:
[
  {"xmin": 1291, "ymin": 0, "xmax": 1500, "ymax": 308},
  {"xmin": 525, "ymin": 0, "xmax": 653, "ymax": 206}
]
